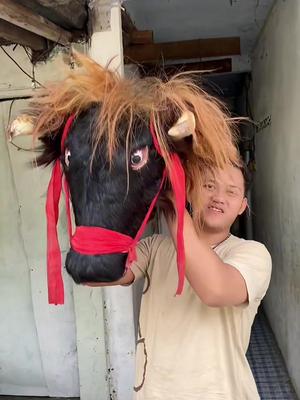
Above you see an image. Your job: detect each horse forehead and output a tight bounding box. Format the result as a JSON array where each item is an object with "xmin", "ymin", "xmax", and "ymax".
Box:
[
  {"xmin": 65, "ymin": 114, "xmax": 152, "ymax": 153},
  {"xmin": 132, "ymin": 125, "xmax": 152, "ymax": 146}
]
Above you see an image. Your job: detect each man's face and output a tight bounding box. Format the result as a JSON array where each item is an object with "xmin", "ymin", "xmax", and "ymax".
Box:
[{"xmin": 200, "ymin": 165, "xmax": 248, "ymax": 233}]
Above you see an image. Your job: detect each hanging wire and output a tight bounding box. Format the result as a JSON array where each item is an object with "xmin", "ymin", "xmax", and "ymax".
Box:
[
  {"xmin": 3, "ymin": 43, "xmax": 75, "ymax": 153},
  {"xmin": 0, "ymin": 45, "xmax": 45, "ymax": 152},
  {"xmin": 0, "ymin": 45, "xmax": 44, "ymax": 87}
]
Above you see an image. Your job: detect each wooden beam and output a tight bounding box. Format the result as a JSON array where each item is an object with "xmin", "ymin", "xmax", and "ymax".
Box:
[
  {"xmin": 121, "ymin": 9, "xmax": 153, "ymax": 47},
  {"xmin": 0, "ymin": 0, "xmax": 73, "ymax": 45},
  {"xmin": 124, "ymin": 37, "xmax": 240, "ymax": 64},
  {"xmin": 139, "ymin": 58, "xmax": 232, "ymax": 77},
  {"xmin": 0, "ymin": 88, "xmax": 34, "ymax": 100},
  {"xmin": 123, "ymin": 29, "xmax": 153, "ymax": 48},
  {"xmin": 130, "ymin": 30, "xmax": 153, "ymax": 44},
  {"xmin": 18, "ymin": 0, "xmax": 87, "ymax": 30},
  {"xmin": 0, "ymin": 19, "xmax": 46, "ymax": 50}
]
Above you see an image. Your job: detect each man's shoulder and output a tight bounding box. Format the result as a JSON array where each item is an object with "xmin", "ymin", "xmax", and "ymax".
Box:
[
  {"xmin": 228, "ymin": 234, "xmax": 270, "ymax": 250},
  {"xmin": 221, "ymin": 235, "xmax": 272, "ymax": 263},
  {"xmin": 139, "ymin": 233, "xmax": 173, "ymax": 252}
]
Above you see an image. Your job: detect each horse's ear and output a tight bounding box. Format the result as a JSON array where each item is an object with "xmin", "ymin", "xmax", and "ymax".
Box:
[
  {"xmin": 168, "ymin": 111, "xmax": 196, "ymax": 141},
  {"xmin": 8, "ymin": 114, "xmax": 34, "ymax": 141}
]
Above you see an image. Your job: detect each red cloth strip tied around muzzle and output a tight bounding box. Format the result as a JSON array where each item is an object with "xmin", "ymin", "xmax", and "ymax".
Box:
[{"xmin": 46, "ymin": 116, "xmax": 186, "ymax": 305}]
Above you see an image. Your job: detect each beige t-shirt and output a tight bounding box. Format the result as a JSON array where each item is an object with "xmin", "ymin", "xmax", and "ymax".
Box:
[{"xmin": 131, "ymin": 234, "xmax": 272, "ymax": 400}]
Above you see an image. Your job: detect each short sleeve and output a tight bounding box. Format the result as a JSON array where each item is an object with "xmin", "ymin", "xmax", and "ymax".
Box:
[
  {"xmin": 130, "ymin": 234, "xmax": 164, "ymax": 281},
  {"xmin": 222, "ymin": 241, "xmax": 272, "ymax": 305}
]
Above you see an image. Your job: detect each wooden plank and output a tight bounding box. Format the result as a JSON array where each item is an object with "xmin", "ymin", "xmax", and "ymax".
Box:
[
  {"xmin": 0, "ymin": 0, "xmax": 73, "ymax": 45},
  {"xmin": 0, "ymin": 19, "xmax": 46, "ymax": 50},
  {"xmin": 18, "ymin": 0, "xmax": 87, "ymax": 30},
  {"xmin": 130, "ymin": 30, "xmax": 153, "ymax": 44},
  {"xmin": 123, "ymin": 30, "xmax": 153, "ymax": 48},
  {"xmin": 124, "ymin": 37, "xmax": 240, "ymax": 64},
  {"xmin": 139, "ymin": 58, "xmax": 232, "ymax": 77}
]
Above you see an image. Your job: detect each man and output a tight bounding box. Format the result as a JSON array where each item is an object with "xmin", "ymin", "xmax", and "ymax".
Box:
[{"xmin": 89, "ymin": 162, "xmax": 272, "ymax": 399}]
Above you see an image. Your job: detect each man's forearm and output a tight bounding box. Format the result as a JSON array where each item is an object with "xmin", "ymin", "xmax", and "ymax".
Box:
[{"xmin": 167, "ymin": 210, "xmax": 247, "ymax": 307}]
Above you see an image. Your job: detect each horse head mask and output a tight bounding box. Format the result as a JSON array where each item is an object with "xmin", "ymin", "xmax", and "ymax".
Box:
[{"xmin": 10, "ymin": 52, "xmax": 239, "ymax": 304}]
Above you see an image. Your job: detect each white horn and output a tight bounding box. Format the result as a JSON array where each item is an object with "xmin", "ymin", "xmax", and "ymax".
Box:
[
  {"xmin": 168, "ymin": 111, "xmax": 196, "ymax": 140},
  {"xmin": 8, "ymin": 114, "xmax": 34, "ymax": 141}
]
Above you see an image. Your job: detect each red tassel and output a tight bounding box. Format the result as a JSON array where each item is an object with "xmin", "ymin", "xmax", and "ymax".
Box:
[
  {"xmin": 126, "ymin": 169, "xmax": 167, "ymax": 268},
  {"xmin": 46, "ymin": 160, "xmax": 64, "ymax": 305},
  {"xmin": 168, "ymin": 154, "xmax": 186, "ymax": 294},
  {"xmin": 46, "ymin": 115, "xmax": 75, "ymax": 305},
  {"xmin": 149, "ymin": 121, "xmax": 186, "ymax": 294}
]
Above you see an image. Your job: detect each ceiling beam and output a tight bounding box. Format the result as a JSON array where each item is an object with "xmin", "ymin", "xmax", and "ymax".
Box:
[
  {"xmin": 0, "ymin": 0, "xmax": 73, "ymax": 45},
  {"xmin": 130, "ymin": 30, "xmax": 153, "ymax": 45},
  {"xmin": 28, "ymin": 0, "xmax": 87, "ymax": 30},
  {"xmin": 123, "ymin": 29, "xmax": 153, "ymax": 48},
  {"xmin": 0, "ymin": 19, "xmax": 46, "ymax": 50},
  {"xmin": 124, "ymin": 37, "xmax": 240, "ymax": 64},
  {"xmin": 139, "ymin": 58, "xmax": 232, "ymax": 77}
]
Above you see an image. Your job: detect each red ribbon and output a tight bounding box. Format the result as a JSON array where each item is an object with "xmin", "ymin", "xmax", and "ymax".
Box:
[
  {"xmin": 46, "ymin": 116, "xmax": 186, "ymax": 305},
  {"xmin": 149, "ymin": 122, "xmax": 186, "ymax": 294},
  {"xmin": 46, "ymin": 115, "xmax": 75, "ymax": 304}
]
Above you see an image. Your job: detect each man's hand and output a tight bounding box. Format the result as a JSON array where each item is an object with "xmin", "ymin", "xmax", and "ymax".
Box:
[{"xmin": 84, "ymin": 268, "xmax": 135, "ymax": 287}]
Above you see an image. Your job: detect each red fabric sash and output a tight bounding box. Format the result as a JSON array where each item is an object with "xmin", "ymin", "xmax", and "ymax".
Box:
[
  {"xmin": 46, "ymin": 116, "xmax": 186, "ymax": 305},
  {"xmin": 149, "ymin": 122, "xmax": 186, "ymax": 295},
  {"xmin": 46, "ymin": 115, "xmax": 75, "ymax": 305}
]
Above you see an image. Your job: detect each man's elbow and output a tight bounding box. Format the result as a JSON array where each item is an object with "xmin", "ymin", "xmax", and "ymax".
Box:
[
  {"xmin": 193, "ymin": 285, "xmax": 223, "ymax": 307},
  {"xmin": 200, "ymin": 292, "xmax": 224, "ymax": 308},
  {"xmin": 198, "ymin": 288, "xmax": 248, "ymax": 308}
]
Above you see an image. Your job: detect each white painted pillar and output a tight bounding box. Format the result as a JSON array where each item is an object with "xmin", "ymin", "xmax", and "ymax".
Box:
[
  {"xmin": 89, "ymin": 0, "xmax": 124, "ymax": 76},
  {"xmin": 89, "ymin": 1, "xmax": 135, "ymax": 399}
]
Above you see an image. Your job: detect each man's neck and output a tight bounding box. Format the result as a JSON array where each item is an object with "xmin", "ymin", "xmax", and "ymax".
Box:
[{"xmin": 199, "ymin": 227, "xmax": 231, "ymax": 248}]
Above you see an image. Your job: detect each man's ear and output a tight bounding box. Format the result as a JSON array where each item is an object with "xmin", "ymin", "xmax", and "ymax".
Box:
[{"xmin": 238, "ymin": 197, "xmax": 248, "ymax": 215}]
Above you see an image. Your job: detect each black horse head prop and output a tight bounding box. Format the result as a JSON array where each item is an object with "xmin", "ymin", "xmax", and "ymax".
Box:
[{"xmin": 10, "ymin": 52, "xmax": 239, "ymax": 304}]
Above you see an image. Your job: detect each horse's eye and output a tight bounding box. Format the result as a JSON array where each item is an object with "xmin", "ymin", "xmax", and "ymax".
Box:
[
  {"xmin": 64, "ymin": 148, "xmax": 71, "ymax": 167},
  {"xmin": 130, "ymin": 146, "xmax": 149, "ymax": 170}
]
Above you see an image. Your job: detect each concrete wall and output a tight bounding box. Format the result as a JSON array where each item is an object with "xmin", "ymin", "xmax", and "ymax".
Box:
[
  {"xmin": 251, "ymin": 1, "xmax": 300, "ymax": 395},
  {"xmin": 0, "ymin": 46, "xmax": 111, "ymax": 397},
  {"xmin": 0, "ymin": 49, "xmax": 81, "ymax": 397},
  {"xmin": 0, "ymin": 45, "xmax": 108, "ymax": 399}
]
